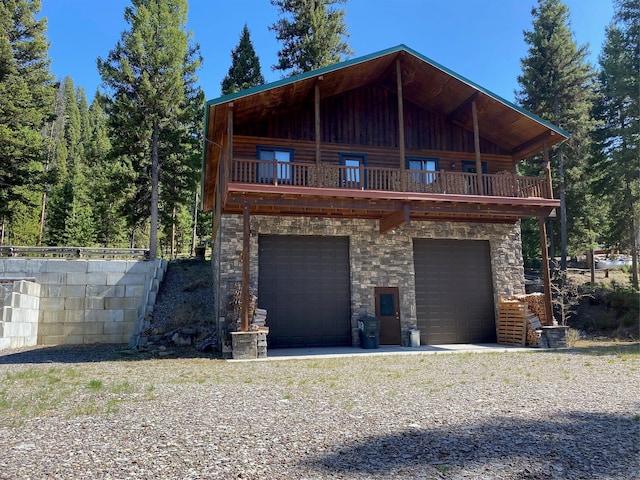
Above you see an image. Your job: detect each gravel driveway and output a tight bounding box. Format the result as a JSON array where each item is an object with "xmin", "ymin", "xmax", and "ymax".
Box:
[{"xmin": 0, "ymin": 344, "xmax": 638, "ymax": 479}]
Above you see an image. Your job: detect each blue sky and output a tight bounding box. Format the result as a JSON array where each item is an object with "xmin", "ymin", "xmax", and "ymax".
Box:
[{"xmin": 39, "ymin": 0, "xmax": 613, "ymax": 103}]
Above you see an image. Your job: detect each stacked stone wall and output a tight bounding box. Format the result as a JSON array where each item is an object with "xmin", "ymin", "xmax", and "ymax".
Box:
[{"xmin": 213, "ymin": 215, "xmax": 525, "ymax": 346}]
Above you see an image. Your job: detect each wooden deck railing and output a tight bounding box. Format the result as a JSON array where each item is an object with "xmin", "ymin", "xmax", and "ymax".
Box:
[{"xmin": 230, "ymin": 158, "xmax": 550, "ymax": 199}]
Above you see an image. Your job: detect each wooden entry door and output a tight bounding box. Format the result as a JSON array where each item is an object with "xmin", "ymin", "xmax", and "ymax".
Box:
[{"xmin": 375, "ymin": 287, "xmax": 401, "ymax": 345}]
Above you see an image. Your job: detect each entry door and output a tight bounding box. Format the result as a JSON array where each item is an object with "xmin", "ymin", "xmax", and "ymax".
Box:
[{"xmin": 375, "ymin": 287, "xmax": 401, "ymax": 345}]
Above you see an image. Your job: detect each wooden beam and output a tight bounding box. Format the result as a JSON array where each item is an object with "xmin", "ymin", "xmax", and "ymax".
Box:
[
  {"xmin": 396, "ymin": 59, "xmax": 406, "ymax": 191},
  {"xmin": 241, "ymin": 203, "xmax": 250, "ymax": 332},
  {"xmin": 314, "ymin": 80, "xmax": 322, "ymax": 172},
  {"xmin": 542, "ymin": 139, "xmax": 554, "ymax": 198},
  {"xmin": 472, "ymin": 100, "xmax": 484, "ymax": 195},
  {"xmin": 510, "ymin": 130, "xmax": 555, "ymax": 161},
  {"xmin": 380, "ymin": 205, "xmax": 410, "ymax": 234},
  {"xmin": 223, "ymin": 103, "xmax": 234, "ymax": 207},
  {"xmin": 448, "ymin": 91, "xmax": 480, "ymax": 121},
  {"xmin": 538, "ymin": 216, "xmax": 554, "ymax": 325},
  {"xmin": 225, "ymin": 191, "xmax": 557, "ymax": 219}
]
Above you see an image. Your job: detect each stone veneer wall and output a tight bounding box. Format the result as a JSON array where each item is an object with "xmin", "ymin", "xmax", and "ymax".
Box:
[
  {"xmin": 213, "ymin": 215, "xmax": 525, "ymax": 347},
  {"xmin": 0, "ymin": 258, "xmax": 167, "ymax": 346}
]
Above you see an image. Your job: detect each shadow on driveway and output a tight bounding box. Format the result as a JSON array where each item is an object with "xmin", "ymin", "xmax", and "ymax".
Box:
[
  {"xmin": 0, "ymin": 344, "xmax": 218, "ymax": 364},
  {"xmin": 302, "ymin": 411, "xmax": 640, "ymax": 478}
]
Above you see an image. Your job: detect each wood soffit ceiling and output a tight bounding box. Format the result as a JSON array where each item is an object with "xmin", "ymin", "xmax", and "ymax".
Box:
[{"xmin": 206, "ymin": 46, "xmax": 570, "ymax": 160}]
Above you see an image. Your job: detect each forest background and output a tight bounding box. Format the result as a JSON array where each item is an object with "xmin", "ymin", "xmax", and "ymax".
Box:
[{"xmin": 1, "ymin": 0, "xmax": 638, "ymax": 302}]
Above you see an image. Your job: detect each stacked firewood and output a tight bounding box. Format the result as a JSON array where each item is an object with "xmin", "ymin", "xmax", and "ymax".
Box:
[
  {"xmin": 523, "ymin": 293, "xmax": 548, "ymax": 325},
  {"xmin": 229, "ymin": 283, "xmax": 257, "ymax": 331},
  {"xmin": 251, "ymin": 308, "xmax": 268, "ymax": 330},
  {"xmin": 525, "ymin": 307, "xmax": 543, "ymax": 347}
]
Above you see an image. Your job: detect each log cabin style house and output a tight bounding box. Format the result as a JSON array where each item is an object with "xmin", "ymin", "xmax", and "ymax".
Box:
[{"xmin": 202, "ymin": 45, "xmax": 568, "ymax": 350}]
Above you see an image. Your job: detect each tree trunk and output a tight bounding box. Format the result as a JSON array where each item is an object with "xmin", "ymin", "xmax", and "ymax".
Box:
[
  {"xmin": 38, "ymin": 192, "xmax": 47, "ymax": 246},
  {"xmin": 171, "ymin": 206, "xmax": 176, "ymax": 260},
  {"xmin": 558, "ymin": 145, "xmax": 567, "ymax": 272},
  {"xmin": 149, "ymin": 121, "xmax": 160, "ymax": 260},
  {"xmin": 628, "ymin": 181, "xmax": 639, "ymax": 290},
  {"xmin": 548, "ymin": 218, "xmax": 556, "ymax": 276},
  {"xmin": 191, "ymin": 189, "xmax": 198, "ymax": 257}
]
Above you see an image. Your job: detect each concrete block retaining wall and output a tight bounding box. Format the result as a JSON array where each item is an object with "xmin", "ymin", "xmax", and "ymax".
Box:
[
  {"xmin": 0, "ymin": 280, "xmax": 41, "ymax": 350},
  {"xmin": 0, "ymin": 259, "xmax": 167, "ymax": 348}
]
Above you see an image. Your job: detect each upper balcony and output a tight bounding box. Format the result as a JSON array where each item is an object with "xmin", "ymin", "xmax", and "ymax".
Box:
[
  {"xmin": 221, "ymin": 157, "xmax": 559, "ymax": 230},
  {"xmin": 230, "ymin": 158, "xmax": 550, "ymax": 198}
]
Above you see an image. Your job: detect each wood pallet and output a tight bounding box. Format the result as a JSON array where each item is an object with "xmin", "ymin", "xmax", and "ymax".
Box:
[{"xmin": 497, "ymin": 299, "xmax": 527, "ymax": 346}]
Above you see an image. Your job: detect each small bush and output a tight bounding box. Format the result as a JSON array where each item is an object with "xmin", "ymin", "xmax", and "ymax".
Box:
[{"xmin": 567, "ymin": 328, "xmax": 582, "ymax": 346}]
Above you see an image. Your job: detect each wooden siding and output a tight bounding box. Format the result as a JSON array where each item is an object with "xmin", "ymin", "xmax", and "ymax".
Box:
[
  {"xmin": 234, "ymin": 85, "xmax": 510, "ymax": 156},
  {"xmin": 231, "ymin": 135, "xmax": 514, "ymax": 173}
]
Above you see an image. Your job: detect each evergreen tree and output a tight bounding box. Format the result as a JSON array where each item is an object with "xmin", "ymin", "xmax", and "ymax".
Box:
[
  {"xmin": 62, "ymin": 77, "xmax": 83, "ymax": 170},
  {"xmin": 516, "ymin": 0, "xmax": 598, "ymax": 270},
  {"xmin": 593, "ymin": 0, "xmax": 639, "ymax": 289},
  {"xmin": 77, "ymin": 87, "xmax": 92, "ymax": 159},
  {"xmin": 0, "ymin": 0, "xmax": 55, "ymax": 240},
  {"xmin": 221, "ymin": 24, "xmax": 265, "ymax": 95},
  {"xmin": 98, "ymin": 0, "xmax": 203, "ymax": 258},
  {"xmin": 45, "ymin": 77, "xmax": 95, "ymax": 246},
  {"xmin": 86, "ymin": 93, "xmax": 127, "ymax": 248},
  {"xmin": 270, "ymin": 0, "xmax": 353, "ymax": 76},
  {"xmin": 38, "ymin": 80, "xmax": 66, "ymax": 245}
]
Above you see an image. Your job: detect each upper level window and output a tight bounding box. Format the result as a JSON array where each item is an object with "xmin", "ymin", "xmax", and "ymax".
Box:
[
  {"xmin": 257, "ymin": 146, "xmax": 293, "ymax": 184},
  {"xmin": 407, "ymin": 157, "xmax": 439, "ymax": 183}
]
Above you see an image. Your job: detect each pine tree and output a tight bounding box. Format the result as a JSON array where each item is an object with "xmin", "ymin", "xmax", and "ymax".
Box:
[
  {"xmin": 516, "ymin": 0, "xmax": 598, "ymax": 271},
  {"xmin": 45, "ymin": 77, "xmax": 96, "ymax": 246},
  {"xmin": 221, "ymin": 24, "xmax": 265, "ymax": 95},
  {"xmin": 593, "ymin": 0, "xmax": 639, "ymax": 289},
  {"xmin": 270, "ymin": 0, "xmax": 353, "ymax": 76},
  {"xmin": 86, "ymin": 94, "xmax": 127, "ymax": 248},
  {"xmin": 98, "ymin": 0, "xmax": 203, "ymax": 258},
  {"xmin": 0, "ymin": 0, "xmax": 55, "ymax": 242}
]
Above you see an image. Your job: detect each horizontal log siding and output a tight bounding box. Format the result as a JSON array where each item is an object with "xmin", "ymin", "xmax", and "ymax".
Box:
[
  {"xmin": 234, "ymin": 85, "xmax": 509, "ymax": 156},
  {"xmin": 232, "ymin": 135, "xmax": 514, "ymax": 174}
]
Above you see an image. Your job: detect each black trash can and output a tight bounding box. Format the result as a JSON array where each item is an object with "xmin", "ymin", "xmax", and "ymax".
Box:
[{"xmin": 358, "ymin": 315, "xmax": 380, "ymax": 349}]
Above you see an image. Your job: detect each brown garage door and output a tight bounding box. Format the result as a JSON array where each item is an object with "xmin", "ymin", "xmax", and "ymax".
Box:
[
  {"xmin": 413, "ymin": 239, "xmax": 496, "ymax": 344},
  {"xmin": 258, "ymin": 235, "xmax": 351, "ymax": 348}
]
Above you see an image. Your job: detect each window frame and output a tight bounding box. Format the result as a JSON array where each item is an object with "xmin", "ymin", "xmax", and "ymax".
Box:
[
  {"xmin": 256, "ymin": 145, "xmax": 294, "ymax": 184},
  {"xmin": 461, "ymin": 160, "xmax": 487, "ymax": 174},
  {"xmin": 406, "ymin": 156, "xmax": 439, "ymax": 184},
  {"xmin": 339, "ymin": 152, "xmax": 367, "ymax": 188}
]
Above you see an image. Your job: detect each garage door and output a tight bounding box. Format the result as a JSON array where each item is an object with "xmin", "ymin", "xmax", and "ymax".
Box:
[
  {"xmin": 258, "ymin": 235, "xmax": 351, "ymax": 348},
  {"xmin": 413, "ymin": 239, "xmax": 496, "ymax": 344}
]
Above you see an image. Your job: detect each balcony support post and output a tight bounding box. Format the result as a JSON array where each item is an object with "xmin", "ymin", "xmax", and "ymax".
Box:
[
  {"xmin": 396, "ymin": 59, "xmax": 406, "ymax": 191},
  {"xmin": 542, "ymin": 140, "xmax": 553, "ymax": 199},
  {"xmin": 241, "ymin": 203, "xmax": 251, "ymax": 332},
  {"xmin": 315, "ymin": 79, "xmax": 322, "ymax": 187},
  {"xmin": 472, "ymin": 100, "xmax": 484, "ymax": 195},
  {"xmin": 224, "ymin": 103, "xmax": 234, "ymax": 206}
]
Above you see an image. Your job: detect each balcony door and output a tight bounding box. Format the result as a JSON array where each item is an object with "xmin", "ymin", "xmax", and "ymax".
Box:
[
  {"xmin": 339, "ymin": 153, "xmax": 366, "ymax": 189},
  {"xmin": 257, "ymin": 146, "xmax": 293, "ymax": 185}
]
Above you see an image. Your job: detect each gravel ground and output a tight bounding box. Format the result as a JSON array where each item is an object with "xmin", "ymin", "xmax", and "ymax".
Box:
[{"xmin": 0, "ymin": 344, "xmax": 638, "ymax": 479}]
